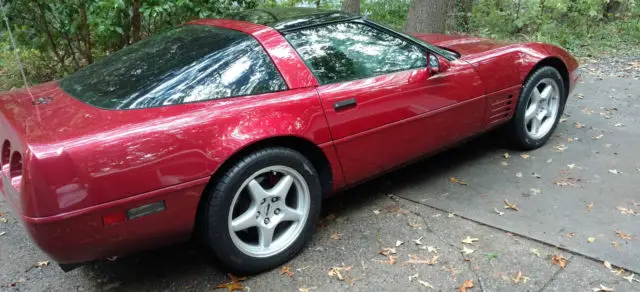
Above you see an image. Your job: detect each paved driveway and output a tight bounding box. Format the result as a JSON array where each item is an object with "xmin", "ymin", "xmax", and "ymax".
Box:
[{"xmin": 1, "ymin": 74, "xmax": 639, "ymax": 291}]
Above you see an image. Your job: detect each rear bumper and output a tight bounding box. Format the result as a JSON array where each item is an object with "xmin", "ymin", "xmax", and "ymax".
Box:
[{"xmin": 1, "ymin": 177, "xmax": 207, "ymax": 264}]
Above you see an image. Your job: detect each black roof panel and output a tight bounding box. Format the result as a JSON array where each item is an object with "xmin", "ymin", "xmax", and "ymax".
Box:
[{"xmin": 227, "ymin": 8, "xmax": 358, "ymax": 31}]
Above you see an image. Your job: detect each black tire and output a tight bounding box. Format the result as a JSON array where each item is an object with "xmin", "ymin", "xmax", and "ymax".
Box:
[
  {"xmin": 507, "ymin": 66, "xmax": 567, "ymax": 150},
  {"xmin": 198, "ymin": 147, "xmax": 322, "ymax": 274}
]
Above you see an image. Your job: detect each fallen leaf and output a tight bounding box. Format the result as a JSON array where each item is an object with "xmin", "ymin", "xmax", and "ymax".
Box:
[
  {"xmin": 592, "ymin": 284, "xmax": 614, "ymax": 291},
  {"xmin": 449, "ymin": 177, "xmax": 468, "ymax": 186},
  {"xmin": 577, "ymin": 93, "xmax": 585, "ymax": 99},
  {"xmin": 34, "ymin": 261, "xmax": 49, "ymax": 268},
  {"xmin": 0, "ymin": 218, "xmax": 7, "ymax": 223},
  {"xmin": 612, "ymin": 268, "xmax": 625, "ymax": 276},
  {"xmin": 407, "ymin": 220, "xmax": 424, "ymax": 229},
  {"xmin": 520, "ymin": 153, "xmax": 530, "ymax": 159},
  {"xmin": 567, "ymin": 232, "xmax": 576, "ymax": 238},
  {"xmin": 552, "ymin": 255, "xmax": 568, "ymax": 268},
  {"xmin": 413, "ymin": 237, "xmax": 423, "ymax": 245},
  {"xmin": 0, "ymin": 231, "xmax": 6, "ymax": 236},
  {"xmin": 553, "ymin": 178, "xmax": 581, "ymax": 187},
  {"xmin": 623, "ymin": 273, "xmax": 635, "ymax": 283},
  {"xmin": 408, "ymin": 273, "xmax": 419, "ymax": 281},
  {"xmin": 530, "ymin": 248, "xmax": 541, "ymax": 257},
  {"xmin": 553, "ymin": 144, "xmax": 568, "ymax": 152},
  {"xmin": 330, "ymin": 232, "xmax": 342, "ymax": 240},
  {"xmin": 485, "ymin": 253, "xmax": 498, "ymax": 261},
  {"xmin": 395, "ymin": 240, "xmax": 405, "ymax": 247},
  {"xmin": 567, "ymin": 164, "xmax": 576, "ymax": 169},
  {"xmin": 442, "ymin": 266, "xmax": 461, "ymax": 278},
  {"xmin": 515, "ymin": 172, "xmax": 523, "ymax": 178},
  {"xmin": 546, "ymin": 158, "xmax": 553, "ymax": 163},
  {"xmin": 448, "ymin": 213, "xmax": 456, "ymax": 218},
  {"xmin": 512, "ymin": 271, "xmax": 530, "ymax": 284},
  {"xmin": 298, "ymin": 287, "xmax": 317, "ymax": 292},
  {"xmin": 379, "ymin": 247, "xmax": 397, "ymax": 256},
  {"xmin": 504, "ymin": 199, "xmax": 520, "ymax": 211},
  {"xmin": 461, "ymin": 236, "xmax": 479, "ymax": 244},
  {"xmin": 280, "ymin": 266, "xmax": 294, "ymax": 278},
  {"xmin": 559, "ymin": 117, "xmax": 568, "ymax": 123},
  {"xmin": 615, "ymin": 230, "xmax": 633, "ymax": 240},
  {"xmin": 531, "ymin": 172, "xmax": 541, "ymax": 178},
  {"xmin": 612, "ymin": 241, "xmax": 620, "ymax": 248},
  {"xmin": 604, "ymin": 261, "xmax": 612, "ymax": 269},
  {"xmin": 614, "ymin": 123, "xmax": 624, "ymax": 127},
  {"xmin": 593, "ymin": 134, "xmax": 605, "ymax": 140},
  {"xmin": 608, "ymin": 169, "xmax": 622, "ymax": 175},
  {"xmin": 418, "ymin": 280, "xmax": 435, "ymax": 289},
  {"xmin": 403, "ymin": 254, "xmax": 438, "ymax": 265},
  {"xmin": 616, "ymin": 207, "xmax": 637, "ymax": 215},
  {"xmin": 588, "ymin": 237, "xmax": 596, "ymax": 243},
  {"xmin": 530, "ymin": 188, "xmax": 542, "ymax": 195},
  {"xmin": 215, "ymin": 274, "xmax": 247, "ymax": 292},
  {"xmin": 503, "ymin": 152, "xmax": 510, "ymax": 159},
  {"xmin": 461, "ymin": 245, "xmax": 474, "ymax": 255},
  {"xmin": 501, "ymin": 161, "xmax": 509, "ymax": 166},
  {"xmin": 575, "ymin": 121, "xmax": 585, "ymax": 129},
  {"xmin": 426, "ymin": 246, "xmax": 438, "ymax": 254},
  {"xmin": 328, "ymin": 265, "xmax": 352, "ymax": 281},
  {"xmin": 372, "ymin": 209, "xmax": 380, "ymax": 215},
  {"xmin": 494, "ymin": 208, "xmax": 505, "ymax": 216},
  {"xmin": 586, "ymin": 202, "xmax": 594, "ymax": 211},
  {"xmin": 458, "ymin": 279, "xmax": 474, "ymax": 292}
]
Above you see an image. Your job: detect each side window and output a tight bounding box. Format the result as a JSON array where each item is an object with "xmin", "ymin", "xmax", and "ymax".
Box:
[{"xmin": 285, "ymin": 22, "xmax": 427, "ymax": 85}]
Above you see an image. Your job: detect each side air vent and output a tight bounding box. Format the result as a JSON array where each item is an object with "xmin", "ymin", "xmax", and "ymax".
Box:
[
  {"xmin": 487, "ymin": 94, "xmax": 515, "ymax": 125},
  {"xmin": 1, "ymin": 140, "xmax": 9, "ymax": 166}
]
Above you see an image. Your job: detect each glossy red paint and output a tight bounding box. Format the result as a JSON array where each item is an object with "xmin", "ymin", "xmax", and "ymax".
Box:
[{"xmin": 0, "ymin": 20, "xmax": 579, "ymax": 265}]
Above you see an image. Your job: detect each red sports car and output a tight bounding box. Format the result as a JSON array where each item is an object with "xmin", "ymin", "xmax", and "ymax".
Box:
[{"xmin": 0, "ymin": 8, "xmax": 578, "ymax": 273}]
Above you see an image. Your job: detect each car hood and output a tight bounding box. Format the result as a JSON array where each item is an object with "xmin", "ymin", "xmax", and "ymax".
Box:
[{"xmin": 412, "ymin": 33, "xmax": 513, "ymax": 58}]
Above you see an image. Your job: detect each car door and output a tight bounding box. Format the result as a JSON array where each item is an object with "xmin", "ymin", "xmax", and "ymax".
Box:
[{"xmin": 285, "ymin": 21, "xmax": 486, "ymax": 184}]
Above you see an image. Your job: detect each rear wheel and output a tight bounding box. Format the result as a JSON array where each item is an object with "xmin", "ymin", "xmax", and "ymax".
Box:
[
  {"xmin": 199, "ymin": 148, "xmax": 321, "ymax": 274},
  {"xmin": 507, "ymin": 66, "xmax": 566, "ymax": 150}
]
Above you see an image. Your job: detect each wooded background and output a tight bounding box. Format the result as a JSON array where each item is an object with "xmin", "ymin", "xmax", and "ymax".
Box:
[{"xmin": 1, "ymin": 0, "xmax": 639, "ymax": 91}]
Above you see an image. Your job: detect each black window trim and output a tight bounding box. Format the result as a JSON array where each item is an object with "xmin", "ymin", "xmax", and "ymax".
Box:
[{"xmin": 283, "ymin": 20, "xmax": 436, "ymax": 86}]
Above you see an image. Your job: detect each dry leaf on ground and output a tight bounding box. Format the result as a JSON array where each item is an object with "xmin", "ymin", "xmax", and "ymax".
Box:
[
  {"xmin": 553, "ymin": 177, "xmax": 581, "ymax": 187},
  {"xmin": 461, "ymin": 245, "xmax": 474, "ymax": 255},
  {"xmin": 520, "ymin": 153, "xmax": 530, "ymax": 159},
  {"xmin": 615, "ymin": 230, "xmax": 633, "ymax": 240},
  {"xmin": 396, "ymin": 240, "xmax": 405, "ymax": 247},
  {"xmin": 280, "ymin": 266, "xmax": 294, "ymax": 278},
  {"xmin": 403, "ymin": 254, "xmax": 438, "ymax": 265},
  {"xmin": 215, "ymin": 274, "xmax": 247, "ymax": 292},
  {"xmin": 586, "ymin": 202, "xmax": 594, "ymax": 211},
  {"xmin": 328, "ymin": 266, "xmax": 352, "ymax": 281},
  {"xmin": 575, "ymin": 121, "xmax": 585, "ymax": 129},
  {"xmin": 461, "ymin": 236, "xmax": 479, "ymax": 244},
  {"xmin": 588, "ymin": 237, "xmax": 596, "ymax": 243},
  {"xmin": 530, "ymin": 248, "xmax": 541, "ymax": 257},
  {"xmin": 608, "ymin": 169, "xmax": 622, "ymax": 175},
  {"xmin": 298, "ymin": 287, "xmax": 317, "ymax": 292},
  {"xmin": 458, "ymin": 279, "xmax": 474, "ymax": 292},
  {"xmin": 622, "ymin": 273, "xmax": 636, "ymax": 283},
  {"xmin": 504, "ymin": 199, "xmax": 520, "ymax": 211},
  {"xmin": 413, "ymin": 237, "xmax": 423, "ymax": 245},
  {"xmin": 503, "ymin": 152, "xmax": 510, "ymax": 159},
  {"xmin": 554, "ymin": 144, "xmax": 568, "ymax": 152},
  {"xmin": 494, "ymin": 208, "xmax": 505, "ymax": 216},
  {"xmin": 501, "ymin": 161, "xmax": 509, "ymax": 166},
  {"xmin": 552, "ymin": 255, "xmax": 568, "ymax": 268},
  {"xmin": 512, "ymin": 271, "xmax": 530, "ymax": 284},
  {"xmin": 330, "ymin": 232, "xmax": 342, "ymax": 240},
  {"xmin": 408, "ymin": 273, "xmax": 419, "ymax": 281},
  {"xmin": 566, "ymin": 232, "xmax": 576, "ymax": 238},
  {"xmin": 592, "ymin": 284, "xmax": 615, "ymax": 291},
  {"xmin": 593, "ymin": 134, "xmax": 604, "ymax": 140},
  {"xmin": 616, "ymin": 207, "xmax": 637, "ymax": 215},
  {"xmin": 379, "ymin": 247, "xmax": 397, "ymax": 256},
  {"xmin": 449, "ymin": 177, "xmax": 468, "ymax": 186},
  {"xmin": 376, "ymin": 255, "xmax": 397, "ymax": 265},
  {"xmin": 515, "ymin": 172, "xmax": 523, "ymax": 178},
  {"xmin": 418, "ymin": 280, "xmax": 435, "ymax": 289},
  {"xmin": 604, "ymin": 261, "xmax": 613, "ymax": 269}
]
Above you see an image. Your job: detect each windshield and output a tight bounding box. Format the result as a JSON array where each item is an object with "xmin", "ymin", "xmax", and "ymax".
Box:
[{"xmin": 60, "ymin": 25, "xmax": 287, "ymax": 110}]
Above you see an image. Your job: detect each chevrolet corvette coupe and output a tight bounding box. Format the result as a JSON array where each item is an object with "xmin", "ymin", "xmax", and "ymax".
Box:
[{"xmin": 0, "ymin": 8, "xmax": 578, "ymax": 273}]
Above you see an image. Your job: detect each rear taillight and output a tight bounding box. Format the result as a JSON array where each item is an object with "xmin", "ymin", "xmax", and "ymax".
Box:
[{"xmin": 1, "ymin": 140, "xmax": 9, "ymax": 166}]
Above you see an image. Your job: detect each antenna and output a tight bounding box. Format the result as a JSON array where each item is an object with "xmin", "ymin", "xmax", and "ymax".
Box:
[{"xmin": 1, "ymin": 0, "xmax": 39, "ymax": 109}]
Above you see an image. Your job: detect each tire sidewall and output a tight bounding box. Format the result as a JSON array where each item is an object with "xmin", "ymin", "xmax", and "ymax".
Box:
[
  {"xmin": 204, "ymin": 148, "xmax": 321, "ymax": 274},
  {"xmin": 512, "ymin": 67, "xmax": 567, "ymax": 149}
]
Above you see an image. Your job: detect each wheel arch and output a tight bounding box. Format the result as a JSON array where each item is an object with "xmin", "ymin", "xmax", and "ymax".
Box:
[{"xmin": 525, "ymin": 57, "xmax": 570, "ymax": 98}]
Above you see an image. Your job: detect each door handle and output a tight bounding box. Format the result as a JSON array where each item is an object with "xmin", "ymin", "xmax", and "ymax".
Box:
[{"xmin": 333, "ymin": 98, "xmax": 357, "ymax": 111}]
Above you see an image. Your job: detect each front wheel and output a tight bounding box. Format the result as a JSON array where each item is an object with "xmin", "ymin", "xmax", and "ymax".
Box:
[
  {"xmin": 199, "ymin": 147, "xmax": 322, "ymax": 274},
  {"xmin": 507, "ymin": 66, "xmax": 567, "ymax": 150}
]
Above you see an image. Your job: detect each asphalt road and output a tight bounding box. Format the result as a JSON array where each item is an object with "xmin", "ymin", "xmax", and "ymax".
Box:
[{"xmin": 1, "ymin": 73, "xmax": 639, "ymax": 292}]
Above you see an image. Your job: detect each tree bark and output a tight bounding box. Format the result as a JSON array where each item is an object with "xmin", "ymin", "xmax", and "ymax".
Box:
[
  {"xmin": 341, "ymin": 0, "xmax": 360, "ymax": 15},
  {"xmin": 316, "ymin": 0, "xmax": 321, "ymax": 9},
  {"xmin": 404, "ymin": 0, "xmax": 449, "ymax": 34},
  {"xmin": 79, "ymin": 1, "xmax": 93, "ymax": 64},
  {"xmin": 460, "ymin": 0, "xmax": 473, "ymax": 28},
  {"xmin": 130, "ymin": 0, "xmax": 142, "ymax": 42}
]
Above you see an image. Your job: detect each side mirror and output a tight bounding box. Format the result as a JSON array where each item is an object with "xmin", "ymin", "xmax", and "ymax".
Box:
[{"xmin": 428, "ymin": 54, "xmax": 440, "ymax": 74}]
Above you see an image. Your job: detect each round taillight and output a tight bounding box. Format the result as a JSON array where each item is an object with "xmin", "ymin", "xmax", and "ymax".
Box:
[
  {"xmin": 10, "ymin": 152, "xmax": 22, "ymax": 178},
  {"xmin": 1, "ymin": 140, "xmax": 9, "ymax": 165}
]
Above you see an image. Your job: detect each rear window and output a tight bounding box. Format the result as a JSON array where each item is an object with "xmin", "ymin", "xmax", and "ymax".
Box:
[{"xmin": 60, "ymin": 25, "xmax": 287, "ymax": 110}]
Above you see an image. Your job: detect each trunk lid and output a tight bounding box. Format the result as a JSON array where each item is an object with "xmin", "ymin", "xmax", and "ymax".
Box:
[{"xmin": 412, "ymin": 33, "xmax": 513, "ymax": 57}]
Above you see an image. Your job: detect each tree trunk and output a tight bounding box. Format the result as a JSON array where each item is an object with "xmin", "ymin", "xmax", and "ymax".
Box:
[
  {"xmin": 404, "ymin": 0, "xmax": 449, "ymax": 34},
  {"xmin": 316, "ymin": 0, "xmax": 321, "ymax": 9},
  {"xmin": 79, "ymin": 1, "xmax": 93, "ymax": 64},
  {"xmin": 603, "ymin": 0, "xmax": 623, "ymax": 19},
  {"xmin": 341, "ymin": 0, "xmax": 360, "ymax": 15},
  {"xmin": 130, "ymin": 0, "xmax": 142, "ymax": 42},
  {"xmin": 460, "ymin": 0, "xmax": 473, "ymax": 28}
]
